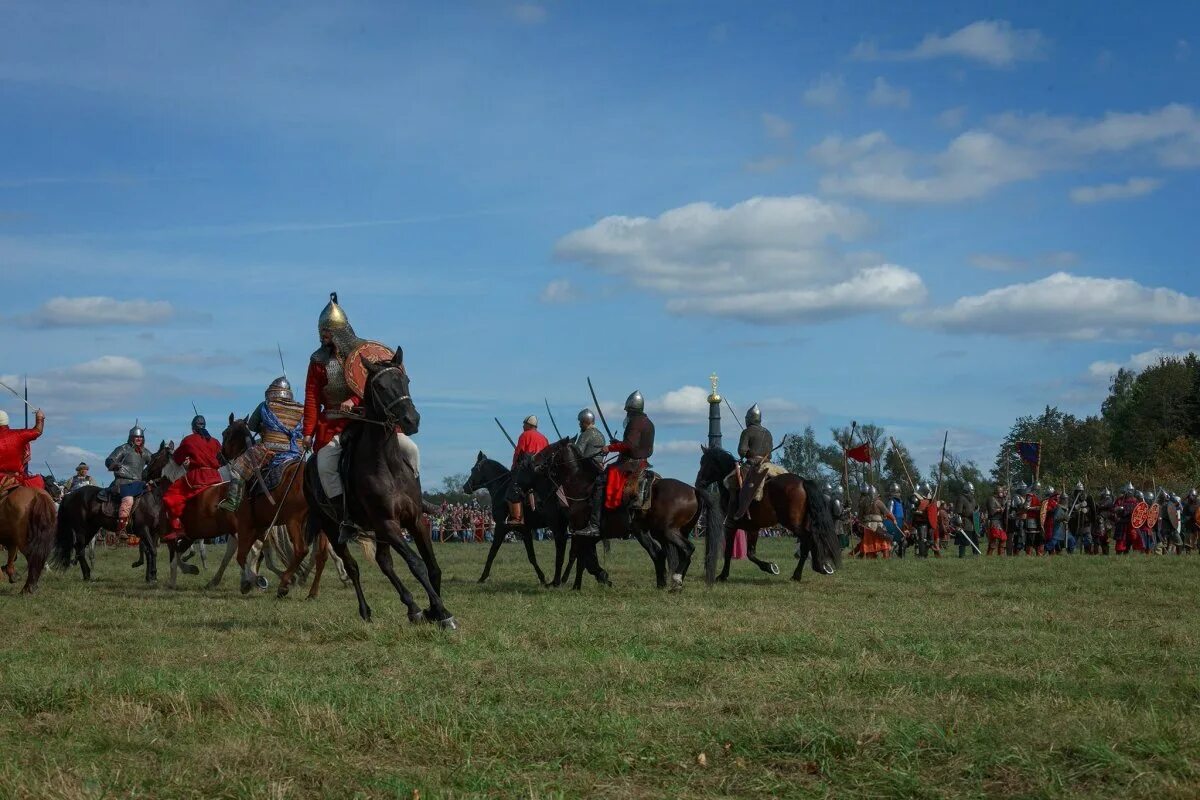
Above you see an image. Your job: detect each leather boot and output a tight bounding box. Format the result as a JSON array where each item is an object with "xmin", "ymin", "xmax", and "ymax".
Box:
[
  {"xmin": 575, "ymin": 480, "xmax": 605, "ymax": 537},
  {"xmin": 217, "ymin": 477, "xmax": 245, "ymax": 512},
  {"xmin": 507, "ymin": 501, "xmax": 524, "ymax": 525}
]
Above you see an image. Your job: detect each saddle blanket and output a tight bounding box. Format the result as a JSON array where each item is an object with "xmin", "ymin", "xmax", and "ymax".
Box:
[{"xmin": 723, "ymin": 462, "xmax": 789, "ymax": 500}]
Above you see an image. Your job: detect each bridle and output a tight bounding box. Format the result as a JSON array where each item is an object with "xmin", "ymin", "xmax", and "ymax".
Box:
[
  {"xmin": 538, "ymin": 442, "xmax": 594, "ymax": 503},
  {"xmin": 365, "ymin": 364, "xmax": 413, "ymax": 428}
]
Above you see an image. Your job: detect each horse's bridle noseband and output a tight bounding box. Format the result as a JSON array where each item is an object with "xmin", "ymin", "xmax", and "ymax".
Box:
[{"xmin": 366, "ymin": 364, "xmax": 413, "ymax": 426}]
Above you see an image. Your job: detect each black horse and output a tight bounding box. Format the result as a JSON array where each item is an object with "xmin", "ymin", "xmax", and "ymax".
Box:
[
  {"xmin": 52, "ymin": 441, "xmax": 175, "ymax": 584},
  {"xmin": 695, "ymin": 446, "xmax": 840, "ymax": 582},
  {"xmin": 463, "ymin": 451, "xmax": 570, "ymax": 587},
  {"xmin": 305, "ymin": 347, "xmax": 456, "ymax": 629}
]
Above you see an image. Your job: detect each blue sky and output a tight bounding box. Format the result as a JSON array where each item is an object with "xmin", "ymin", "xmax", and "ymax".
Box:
[{"xmin": 3, "ymin": 1, "xmax": 1199, "ymax": 484}]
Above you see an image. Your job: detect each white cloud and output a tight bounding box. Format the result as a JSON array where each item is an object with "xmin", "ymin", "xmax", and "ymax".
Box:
[
  {"xmin": 1088, "ymin": 348, "xmax": 1196, "ymax": 380},
  {"xmin": 867, "ymin": 77, "xmax": 910, "ymax": 109},
  {"xmin": 1069, "ymin": 177, "xmax": 1163, "ymax": 204},
  {"xmin": 908, "ymin": 272, "xmax": 1200, "ymax": 340},
  {"xmin": 555, "ymin": 195, "xmax": 926, "ymax": 323},
  {"xmin": 761, "ymin": 112, "xmax": 792, "ymax": 141},
  {"xmin": 54, "ymin": 444, "xmax": 99, "ymax": 463},
  {"xmin": 510, "ymin": 3, "xmax": 546, "ymax": 24},
  {"xmin": 25, "ymin": 296, "xmax": 175, "ymax": 327},
  {"xmin": 937, "ymin": 106, "xmax": 967, "ymax": 129},
  {"xmin": 852, "ymin": 20, "xmax": 1047, "ymax": 68},
  {"xmin": 538, "ymin": 278, "xmax": 578, "ymax": 304},
  {"xmin": 803, "ymin": 73, "xmax": 844, "ymax": 108}
]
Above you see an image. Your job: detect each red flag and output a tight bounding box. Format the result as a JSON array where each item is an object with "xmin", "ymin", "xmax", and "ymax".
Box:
[{"xmin": 845, "ymin": 443, "xmax": 872, "ymax": 464}]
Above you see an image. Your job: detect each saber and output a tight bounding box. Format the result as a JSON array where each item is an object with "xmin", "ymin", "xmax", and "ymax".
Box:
[
  {"xmin": 723, "ymin": 396, "xmax": 745, "ymax": 431},
  {"xmin": 586, "ymin": 377, "xmax": 614, "ymax": 441},
  {"xmin": 544, "ymin": 399, "xmax": 563, "ymax": 440},
  {"xmin": 494, "ymin": 417, "xmax": 517, "ymax": 449},
  {"xmin": 0, "ymin": 378, "xmax": 36, "ymax": 411}
]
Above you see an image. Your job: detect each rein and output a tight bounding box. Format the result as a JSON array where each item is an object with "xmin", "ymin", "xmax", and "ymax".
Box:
[{"xmin": 541, "ymin": 444, "xmax": 595, "ymax": 503}]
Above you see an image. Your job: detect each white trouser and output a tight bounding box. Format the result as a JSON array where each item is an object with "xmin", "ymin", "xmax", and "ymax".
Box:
[{"xmin": 316, "ymin": 433, "xmax": 420, "ymax": 498}]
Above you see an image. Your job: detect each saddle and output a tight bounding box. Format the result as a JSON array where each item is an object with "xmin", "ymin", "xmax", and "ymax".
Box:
[
  {"xmin": 623, "ymin": 468, "xmax": 659, "ymax": 512},
  {"xmin": 249, "ymin": 454, "xmax": 301, "ymax": 497}
]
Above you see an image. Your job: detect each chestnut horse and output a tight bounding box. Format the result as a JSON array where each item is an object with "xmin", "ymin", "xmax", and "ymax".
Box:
[
  {"xmin": 0, "ymin": 484, "xmax": 57, "ymax": 593},
  {"xmin": 694, "ymin": 446, "xmax": 840, "ymax": 582}
]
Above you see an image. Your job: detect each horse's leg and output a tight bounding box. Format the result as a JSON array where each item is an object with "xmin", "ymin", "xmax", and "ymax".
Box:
[
  {"xmin": 207, "ymin": 534, "xmax": 238, "ymax": 588},
  {"xmin": 551, "ymin": 522, "xmax": 567, "ymax": 587},
  {"xmin": 276, "ymin": 519, "xmax": 310, "ymax": 600},
  {"xmin": 791, "ymin": 534, "xmax": 809, "ymax": 582},
  {"xmin": 584, "ymin": 539, "xmax": 611, "ymax": 587},
  {"xmin": 630, "ymin": 528, "xmax": 665, "ymax": 588},
  {"xmin": 235, "ymin": 529, "xmax": 261, "ymax": 595},
  {"xmin": 407, "ymin": 513, "xmax": 443, "ymax": 596},
  {"xmin": 746, "ymin": 529, "xmax": 779, "ymax": 575},
  {"xmin": 718, "ymin": 523, "xmax": 734, "ymax": 581},
  {"xmin": 521, "ymin": 528, "xmax": 548, "ymax": 586},
  {"xmin": 678, "ymin": 531, "xmax": 696, "ymax": 579},
  {"xmin": 378, "ymin": 519, "xmax": 455, "ymax": 629},
  {"xmin": 478, "ymin": 521, "xmax": 507, "ymax": 583},
  {"xmin": 179, "ymin": 543, "xmax": 200, "ymax": 575},
  {"xmin": 3, "ymin": 545, "xmax": 17, "ymax": 582},
  {"xmin": 373, "ymin": 543, "xmax": 425, "ymax": 623},
  {"xmin": 571, "ymin": 538, "xmax": 587, "ymax": 590},
  {"xmin": 329, "ymin": 528, "xmax": 371, "ymax": 622},
  {"xmin": 167, "ymin": 542, "xmax": 180, "ymax": 590},
  {"xmin": 662, "ymin": 529, "xmax": 690, "ymax": 592},
  {"xmin": 307, "ymin": 533, "xmax": 330, "ymax": 600}
]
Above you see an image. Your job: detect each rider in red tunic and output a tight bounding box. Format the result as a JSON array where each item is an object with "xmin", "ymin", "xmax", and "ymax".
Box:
[
  {"xmin": 162, "ymin": 415, "xmax": 224, "ymax": 539},
  {"xmin": 505, "ymin": 415, "xmax": 549, "ymax": 524},
  {"xmin": 0, "ymin": 408, "xmax": 45, "ymax": 491}
]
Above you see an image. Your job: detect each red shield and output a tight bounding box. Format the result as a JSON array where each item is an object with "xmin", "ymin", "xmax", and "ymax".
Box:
[
  {"xmin": 1131, "ymin": 501, "xmax": 1149, "ymax": 529},
  {"xmin": 1146, "ymin": 503, "xmax": 1161, "ymax": 528},
  {"xmin": 344, "ymin": 341, "xmax": 396, "ymax": 398}
]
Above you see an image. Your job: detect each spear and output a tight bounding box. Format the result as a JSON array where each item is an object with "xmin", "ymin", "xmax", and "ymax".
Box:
[
  {"xmin": 544, "ymin": 398, "xmax": 563, "ymax": 440},
  {"xmin": 277, "ymin": 343, "xmax": 288, "ymax": 379},
  {"xmin": 24, "ymin": 376, "xmax": 28, "ymax": 428},
  {"xmin": 933, "ymin": 430, "xmax": 949, "ymax": 500},
  {"xmin": 723, "ymin": 396, "xmax": 745, "ymax": 431},
  {"xmin": 889, "ymin": 436, "xmax": 917, "ymax": 492}
]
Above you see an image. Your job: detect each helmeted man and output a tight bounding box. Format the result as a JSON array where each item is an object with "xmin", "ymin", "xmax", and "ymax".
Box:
[
  {"xmin": 730, "ymin": 404, "xmax": 777, "ymax": 519},
  {"xmin": 1095, "ymin": 487, "xmax": 1115, "ymax": 555},
  {"xmin": 857, "ymin": 484, "xmax": 894, "ymax": 559},
  {"xmin": 303, "ymin": 293, "xmax": 421, "ymax": 542},
  {"xmin": 1066, "ymin": 481, "xmax": 1096, "ymax": 555},
  {"xmin": 1164, "ymin": 493, "xmax": 1184, "ymax": 554},
  {"xmin": 953, "ymin": 483, "xmax": 979, "ymax": 558},
  {"xmin": 162, "ymin": 415, "xmax": 224, "ymax": 539},
  {"xmin": 63, "ymin": 461, "xmax": 97, "ymax": 494},
  {"xmin": 0, "ymin": 408, "xmax": 45, "ymax": 491},
  {"xmin": 1007, "ymin": 481, "xmax": 1027, "ymax": 554},
  {"xmin": 1113, "ymin": 483, "xmax": 1139, "ymax": 554},
  {"xmin": 218, "ymin": 377, "xmax": 305, "ymax": 513},
  {"xmin": 1183, "ymin": 488, "xmax": 1199, "ymax": 552},
  {"xmin": 572, "ymin": 409, "xmax": 606, "ymax": 473},
  {"xmin": 986, "ymin": 484, "xmax": 1008, "ymax": 556},
  {"xmin": 1022, "ymin": 482, "xmax": 1044, "ymax": 555},
  {"xmin": 1043, "ymin": 486, "xmax": 1072, "ymax": 554},
  {"xmin": 908, "ymin": 483, "xmax": 934, "ymax": 557},
  {"xmin": 884, "ymin": 482, "xmax": 906, "ymax": 556},
  {"xmin": 575, "ymin": 390, "xmax": 654, "ymax": 537},
  {"xmin": 506, "ymin": 415, "xmax": 549, "ymax": 524},
  {"xmin": 827, "ymin": 482, "xmax": 849, "ymax": 550},
  {"xmin": 105, "ymin": 425, "xmax": 153, "ymax": 535}
]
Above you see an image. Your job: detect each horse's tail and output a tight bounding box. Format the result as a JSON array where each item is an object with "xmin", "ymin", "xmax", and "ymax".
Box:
[
  {"xmin": 802, "ymin": 478, "xmax": 841, "ymax": 574},
  {"xmin": 51, "ymin": 493, "xmax": 77, "ymax": 570},
  {"xmin": 696, "ymin": 486, "xmax": 724, "ymax": 586},
  {"xmin": 26, "ymin": 490, "xmax": 57, "ymax": 570}
]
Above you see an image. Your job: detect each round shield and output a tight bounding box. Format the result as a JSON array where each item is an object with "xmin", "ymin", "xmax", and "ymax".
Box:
[
  {"xmin": 1131, "ymin": 501, "xmax": 1149, "ymax": 530},
  {"xmin": 344, "ymin": 341, "xmax": 395, "ymax": 398},
  {"xmin": 1146, "ymin": 502, "xmax": 1161, "ymax": 528}
]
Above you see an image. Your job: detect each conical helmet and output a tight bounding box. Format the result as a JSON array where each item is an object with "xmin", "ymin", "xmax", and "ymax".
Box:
[
  {"xmin": 266, "ymin": 376, "xmax": 293, "ymax": 402},
  {"xmin": 1075, "ymin": 480, "xmax": 1085, "ymax": 492},
  {"xmin": 577, "ymin": 408, "xmax": 595, "ymax": 424},
  {"xmin": 624, "ymin": 390, "xmax": 644, "ymax": 413},
  {"xmin": 128, "ymin": 425, "xmax": 145, "ymax": 442},
  {"xmin": 318, "ymin": 291, "xmax": 350, "ymax": 333},
  {"xmin": 745, "ymin": 404, "xmax": 761, "ymax": 425}
]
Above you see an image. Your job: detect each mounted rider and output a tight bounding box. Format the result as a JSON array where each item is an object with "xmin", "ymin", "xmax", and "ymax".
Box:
[
  {"xmin": 729, "ymin": 404, "xmax": 786, "ymax": 519},
  {"xmin": 505, "ymin": 415, "xmax": 549, "ymax": 525},
  {"xmin": 0, "ymin": 408, "xmax": 45, "ymax": 492},
  {"xmin": 575, "ymin": 390, "xmax": 654, "ymax": 537},
  {"xmin": 162, "ymin": 414, "xmax": 224, "ymax": 539},
  {"xmin": 104, "ymin": 425, "xmax": 153, "ymax": 535},
  {"xmin": 303, "ymin": 292, "xmax": 421, "ymax": 542},
  {"xmin": 63, "ymin": 461, "xmax": 98, "ymax": 494},
  {"xmin": 572, "ymin": 409, "xmax": 606, "ymax": 473},
  {"xmin": 218, "ymin": 377, "xmax": 305, "ymax": 513}
]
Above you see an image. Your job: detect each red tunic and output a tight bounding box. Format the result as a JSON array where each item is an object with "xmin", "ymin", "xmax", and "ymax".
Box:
[
  {"xmin": 303, "ymin": 361, "xmax": 360, "ymax": 451},
  {"xmin": 162, "ymin": 432, "xmax": 224, "ymax": 524},
  {"xmin": 0, "ymin": 426, "xmax": 43, "ymax": 489},
  {"xmin": 512, "ymin": 429, "xmax": 549, "ymax": 468}
]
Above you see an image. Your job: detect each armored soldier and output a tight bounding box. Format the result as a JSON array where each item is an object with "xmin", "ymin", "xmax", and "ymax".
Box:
[
  {"xmin": 908, "ymin": 483, "xmax": 934, "ymax": 557},
  {"xmin": 162, "ymin": 414, "xmax": 224, "ymax": 539},
  {"xmin": 1113, "ymin": 483, "xmax": 1139, "ymax": 554},
  {"xmin": 1094, "ymin": 487, "xmax": 1114, "ymax": 554},
  {"xmin": 575, "ymin": 390, "xmax": 654, "ymax": 537},
  {"xmin": 985, "ymin": 484, "xmax": 1008, "ymax": 556},
  {"xmin": 219, "ymin": 377, "xmax": 305, "ymax": 513},
  {"xmin": 1066, "ymin": 482, "xmax": 1096, "ymax": 554},
  {"xmin": 1006, "ymin": 482, "xmax": 1027, "ymax": 554},
  {"xmin": 506, "ymin": 415, "xmax": 549, "ymax": 525},
  {"xmin": 884, "ymin": 483, "xmax": 906, "ymax": 556},
  {"xmin": 731, "ymin": 404, "xmax": 774, "ymax": 519},
  {"xmin": 1184, "ymin": 489, "xmax": 1199, "ymax": 552},
  {"xmin": 857, "ymin": 484, "xmax": 893, "ymax": 559},
  {"xmin": 953, "ymin": 483, "xmax": 979, "ymax": 557},
  {"xmin": 571, "ymin": 409, "xmax": 606, "ymax": 473},
  {"xmin": 826, "ymin": 482, "xmax": 848, "ymax": 550},
  {"xmin": 303, "ymin": 293, "xmax": 420, "ymax": 541},
  {"xmin": 104, "ymin": 425, "xmax": 153, "ymax": 536},
  {"xmin": 1043, "ymin": 487, "xmax": 1070, "ymax": 554},
  {"xmin": 1022, "ymin": 483, "xmax": 1043, "ymax": 555},
  {"xmin": 63, "ymin": 461, "xmax": 97, "ymax": 494},
  {"xmin": 1164, "ymin": 494, "xmax": 1184, "ymax": 554}
]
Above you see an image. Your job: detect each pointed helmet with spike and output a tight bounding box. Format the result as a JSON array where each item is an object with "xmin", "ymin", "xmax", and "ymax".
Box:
[
  {"xmin": 266, "ymin": 376, "xmax": 293, "ymax": 402},
  {"xmin": 318, "ymin": 292, "xmax": 349, "ymax": 332},
  {"xmin": 745, "ymin": 403, "xmax": 762, "ymax": 426}
]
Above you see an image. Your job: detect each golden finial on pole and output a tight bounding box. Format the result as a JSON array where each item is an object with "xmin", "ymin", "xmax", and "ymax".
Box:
[{"xmin": 708, "ymin": 371, "xmax": 721, "ymax": 403}]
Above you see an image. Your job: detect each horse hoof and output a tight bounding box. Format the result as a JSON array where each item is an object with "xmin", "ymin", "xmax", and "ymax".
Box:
[
  {"xmin": 305, "ymin": 593, "xmax": 319, "ymax": 601},
  {"xmin": 769, "ymin": 562, "xmax": 780, "ymax": 575},
  {"xmin": 822, "ymin": 564, "xmax": 835, "ymax": 575},
  {"xmin": 716, "ymin": 574, "xmax": 729, "ymax": 583},
  {"xmin": 240, "ymin": 581, "xmax": 253, "ymax": 595},
  {"xmin": 476, "ymin": 577, "xmax": 487, "ymax": 584},
  {"xmin": 204, "ymin": 580, "xmax": 217, "ymax": 590},
  {"xmin": 180, "ymin": 564, "xmax": 200, "ymax": 576},
  {"xmin": 276, "ymin": 587, "xmax": 290, "ymax": 599},
  {"xmin": 408, "ymin": 611, "xmax": 425, "ymax": 625},
  {"xmin": 437, "ymin": 616, "xmax": 459, "ymax": 631}
]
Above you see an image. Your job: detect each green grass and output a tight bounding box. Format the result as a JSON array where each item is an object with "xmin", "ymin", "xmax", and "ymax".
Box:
[{"xmin": 3, "ymin": 540, "xmax": 1199, "ymax": 799}]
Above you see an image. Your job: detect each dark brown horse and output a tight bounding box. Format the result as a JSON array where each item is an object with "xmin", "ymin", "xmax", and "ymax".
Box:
[
  {"xmin": 0, "ymin": 484, "xmax": 57, "ymax": 593},
  {"xmin": 695, "ymin": 446, "xmax": 840, "ymax": 581},
  {"xmin": 305, "ymin": 347, "xmax": 457, "ymax": 628},
  {"xmin": 463, "ymin": 452, "xmax": 570, "ymax": 586},
  {"xmin": 52, "ymin": 441, "xmax": 174, "ymax": 584},
  {"xmin": 523, "ymin": 438, "xmax": 724, "ymax": 590}
]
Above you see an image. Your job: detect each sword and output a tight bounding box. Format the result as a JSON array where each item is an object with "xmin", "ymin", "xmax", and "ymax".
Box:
[
  {"xmin": 544, "ymin": 399, "xmax": 563, "ymax": 440},
  {"xmin": 0, "ymin": 378, "xmax": 37, "ymax": 412},
  {"xmin": 586, "ymin": 377, "xmax": 615, "ymax": 441},
  {"xmin": 494, "ymin": 417, "xmax": 517, "ymax": 449}
]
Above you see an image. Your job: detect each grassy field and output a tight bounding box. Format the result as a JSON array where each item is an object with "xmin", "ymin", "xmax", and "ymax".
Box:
[{"xmin": 2, "ymin": 539, "xmax": 1199, "ymax": 799}]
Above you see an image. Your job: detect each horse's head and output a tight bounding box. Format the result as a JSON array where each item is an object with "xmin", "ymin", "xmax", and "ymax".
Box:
[
  {"xmin": 463, "ymin": 451, "xmax": 493, "ymax": 494},
  {"xmin": 145, "ymin": 439, "xmax": 175, "ymax": 481},
  {"xmin": 696, "ymin": 445, "xmax": 734, "ymax": 488},
  {"xmin": 361, "ymin": 347, "xmax": 419, "ymax": 435},
  {"xmin": 42, "ymin": 478, "xmax": 63, "ymax": 501},
  {"xmin": 222, "ymin": 413, "xmax": 253, "ymax": 461}
]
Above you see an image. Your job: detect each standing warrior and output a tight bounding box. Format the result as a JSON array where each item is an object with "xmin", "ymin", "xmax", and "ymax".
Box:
[
  {"xmin": 505, "ymin": 415, "xmax": 549, "ymax": 525},
  {"xmin": 857, "ymin": 484, "xmax": 893, "ymax": 559},
  {"xmin": 1043, "ymin": 487, "xmax": 1070, "ymax": 554},
  {"xmin": 218, "ymin": 377, "xmax": 305, "ymax": 512},
  {"xmin": 0, "ymin": 408, "xmax": 45, "ymax": 491},
  {"xmin": 1113, "ymin": 483, "xmax": 1139, "ymax": 554},
  {"xmin": 1022, "ymin": 483, "xmax": 1044, "ymax": 556},
  {"xmin": 953, "ymin": 483, "xmax": 979, "ymax": 558},
  {"xmin": 1094, "ymin": 487, "xmax": 1115, "ymax": 555},
  {"xmin": 1183, "ymin": 488, "xmax": 1199, "ymax": 552},
  {"xmin": 1066, "ymin": 482, "xmax": 1096, "ymax": 554},
  {"xmin": 884, "ymin": 483, "xmax": 906, "ymax": 556},
  {"xmin": 303, "ymin": 293, "xmax": 420, "ymax": 541},
  {"xmin": 1164, "ymin": 493, "xmax": 1184, "ymax": 555},
  {"xmin": 908, "ymin": 483, "xmax": 933, "ymax": 557},
  {"xmin": 985, "ymin": 484, "xmax": 1008, "ymax": 556},
  {"xmin": 162, "ymin": 415, "xmax": 224, "ymax": 539},
  {"xmin": 576, "ymin": 390, "xmax": 654, "ymax": 537},
  {"xmin": 827, "ymin": 483, "xmax": 848, "ymax": 551},
  {"xmin": 104, "ymin": 425, "xmax": 153, "ymax": 536}
]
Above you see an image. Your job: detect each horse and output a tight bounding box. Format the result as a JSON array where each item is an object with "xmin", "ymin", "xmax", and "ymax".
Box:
[
  {"xmin": 304, "ymin": 347, "xmax": 457, "ymax": 629},
  {"xmin": 694, "ymin": 446, "xmax": 840, "ymax": 581},
  {"xmin": 0, "ymin": 481, "xmax": 57, "ymax": 593},
  {"xmin": 39, "ymin": 477, "xmax": 63, "ymax": 503},
  {"xmin": 51, "ymin": 441, "xmax": 174, "ymax": 584},
  {"xmin": 524, "ymin": 438, "xmax": 724, "ymax": 591},
  {"xmin": 463, "ymin": 452, "xmax": 570, "ymax": 586}
]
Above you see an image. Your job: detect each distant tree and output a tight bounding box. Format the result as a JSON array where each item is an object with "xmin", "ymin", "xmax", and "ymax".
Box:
[{"xmin": 778, "ymin": 425, "xmax": 837, "ymax": 482}]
